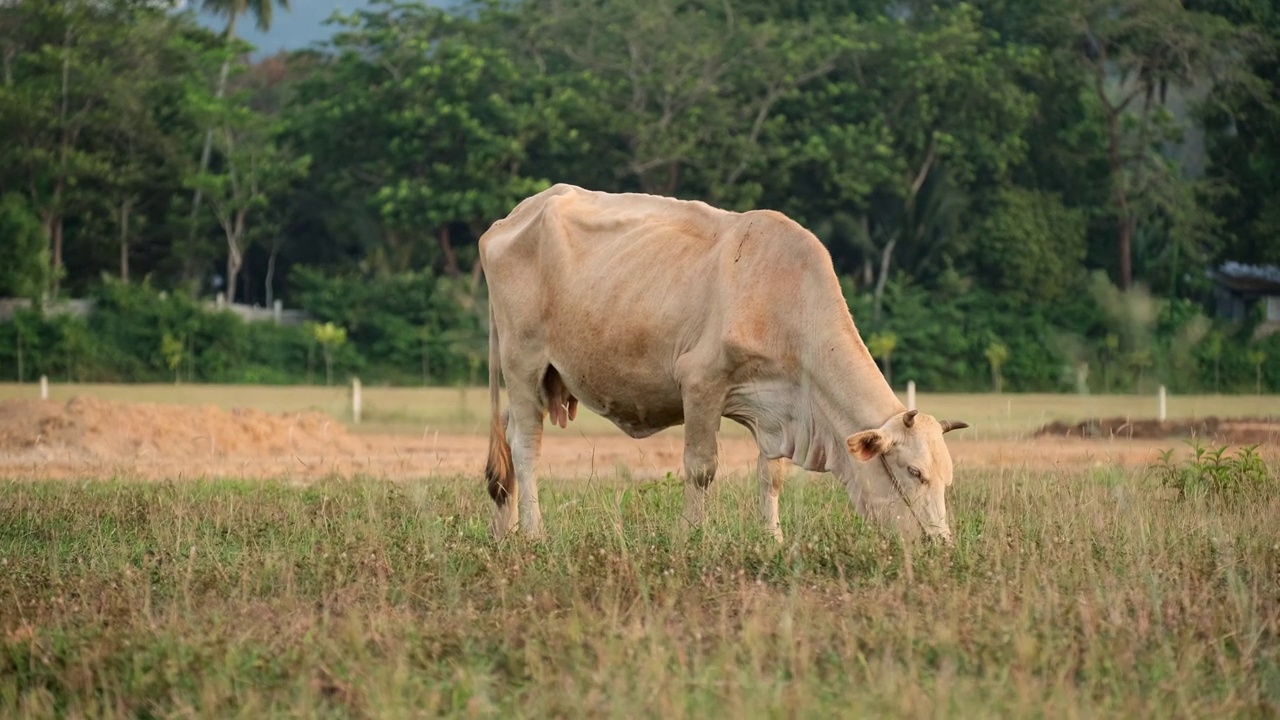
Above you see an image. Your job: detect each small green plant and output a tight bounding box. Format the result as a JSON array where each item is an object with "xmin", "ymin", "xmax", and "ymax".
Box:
[
  {"xmin": 309, "ymin": 321, "xmax": 348, "ymax": 386},
  {"xmin": 1151, "ymin": 440, "xmax": 1273, "ymax": 501},
  {"xmin": 985, "ymin": 338, "xmax": 1009, "ymax": 393},
  {"xmin": 1247, "ymin": 349, "xmax": 1266, "ymax": 395},
  {"xmin": 1202, "ymin": 331, "xmax": 1224, "ymax": 392},
  {"xmin": 160, "ymin": 332, "xmax": 185, "ymax": 383},
  {"xmin": 866, "ymin": 331, "xmax": 898, "ymax": 386}
]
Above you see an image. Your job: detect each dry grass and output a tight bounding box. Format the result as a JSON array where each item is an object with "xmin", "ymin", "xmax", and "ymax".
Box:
[
  {"xmin": 2, "ymin": 383, "xmax": 1277, "ymax": 439},
  {"xmin": 2, "ymin": 461, "xmax": 1278, "ymax": 717}
]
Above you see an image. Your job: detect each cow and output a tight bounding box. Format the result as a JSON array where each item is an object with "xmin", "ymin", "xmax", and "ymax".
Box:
[{"xmin": 480, "ymin": 183, "xmax": 969, "ymax": 544}]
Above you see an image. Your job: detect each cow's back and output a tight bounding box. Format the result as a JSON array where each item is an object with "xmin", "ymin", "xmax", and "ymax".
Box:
[{"xmin": 480, "ymin": 184, "xmax": 834, "ymax": 435}]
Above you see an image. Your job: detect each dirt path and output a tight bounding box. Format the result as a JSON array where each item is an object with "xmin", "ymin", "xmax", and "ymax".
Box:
[{"xmin": 1, "ymin": 396, "xmax": 1272, "ymax": 482}]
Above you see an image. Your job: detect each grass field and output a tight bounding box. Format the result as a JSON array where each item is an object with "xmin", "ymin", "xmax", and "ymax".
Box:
[
  {"xmin": 2, "ymin": 383, "xmax": 1277, "ymax": 715},
  {"xmin": 3, "ymin": 382, "xmax": 1278, "ymax": 439},
  {"xmin": 2, "ymin": 464, "xmax": 1278, "ymax": 717}
]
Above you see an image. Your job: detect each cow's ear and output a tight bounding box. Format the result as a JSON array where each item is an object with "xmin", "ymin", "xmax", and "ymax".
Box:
[{"xmin": 847, "ymin": 429, "xmax": 892, "ymax": 462}]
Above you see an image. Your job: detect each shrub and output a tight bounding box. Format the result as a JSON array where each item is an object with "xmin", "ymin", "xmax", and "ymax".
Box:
[{"xmin": 1151, "ymin": 441, "xmax": 1273, "ymax": 502}]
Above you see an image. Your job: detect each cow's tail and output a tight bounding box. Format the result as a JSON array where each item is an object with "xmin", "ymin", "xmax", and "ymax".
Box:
[{"xmin": 484, "ymin": 298, "xmax": 515, "ymax": 506}]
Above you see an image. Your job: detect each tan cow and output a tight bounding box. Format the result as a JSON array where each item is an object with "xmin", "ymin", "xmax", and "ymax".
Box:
[{"xmin": 481, "ymin": 183, "xmax": 969, "ymax": 543}]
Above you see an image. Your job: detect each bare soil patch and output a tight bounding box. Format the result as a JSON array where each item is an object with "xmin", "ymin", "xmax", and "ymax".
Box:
[
  {"xmin": 1034, "ymin": 415, "xmax": 1280, "ymax": 444},
  {"xmin": 0, "ymin": 396, "xmax": 1267, "ymax": 481},
  {"xmin": 0, "ymin": 396, "xmax": 365, "ymax": 463}
]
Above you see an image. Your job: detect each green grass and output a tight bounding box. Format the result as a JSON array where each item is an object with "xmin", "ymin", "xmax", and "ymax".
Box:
[
  {"xmin": 2, "ymin": 466, "xmax": 1278, "ymax": 717},
  {"xmin": 2, "ymin": 383, "xmax": 1278, "ymax": 439}
]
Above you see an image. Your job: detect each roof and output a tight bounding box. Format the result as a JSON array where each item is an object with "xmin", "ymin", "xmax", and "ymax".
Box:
[{"xmin": 1211, "ymin": 262, "xmax": 1280, "ymax": 294}]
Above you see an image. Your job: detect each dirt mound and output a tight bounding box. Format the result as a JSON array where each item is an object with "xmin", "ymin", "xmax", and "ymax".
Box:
[
  {"xmin": 0, "ymin": 396, "xmax": 368, "ymax": 462},
  {"xmin": 1034, "ymin": 416, "xmax": 1279, "ymax": 445}
]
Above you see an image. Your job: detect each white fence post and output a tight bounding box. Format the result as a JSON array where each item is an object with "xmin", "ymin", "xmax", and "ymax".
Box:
[
  {"xmin": 39, "ymin": 375, "xmax": 48, "ymax": 400},
  {"xmin": 351, "ymin": 377, "xmax": 362, "ymax": 424},
  {"xmin": 1157, "ymin": 385, "xmax": 1167, "ymax": 422},
  {"xmin": 272, "ymin": 299, "xmax": 283, "ymax": 324},
  {"xmin": 906, "ymin": 380, "xmax": 916, "ymax": 411}
]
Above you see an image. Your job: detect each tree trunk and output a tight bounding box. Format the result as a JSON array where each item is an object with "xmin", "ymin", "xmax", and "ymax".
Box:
[
  {"xmin": 118, "ymin": 197, "xmax": 132, "ymax": 282},
  {"xmin": 51, "ymin": 216, "xmax": 64, "ymax": 292},
  {"xmin": 51, "ymin": 25, "xmax": 72, "ymax": 296},
  {"xmin": 872, "ymin": 236, "xmax": 897, "ymax": 323},
  {"xmin": 1117, "ymin": 206, "xmax": 1133, "ymax": 292},
  {"xmin": 438, "ymin": 225, "xmax": 461, "ymax": 277},
  {"xmin": 186, "ymin": 14, "xmax": 238, "ymax": 253},
  {"xmin": 1104, "ymin": 105, "xmax": 1134, "ymax": 290},
  {"xmin": 224, "ymin": 208, "xmax": 247, "ymax": 304},
  {"xmin": 265, "ymin": 237, "xmax": 279, "ymax": 306}
]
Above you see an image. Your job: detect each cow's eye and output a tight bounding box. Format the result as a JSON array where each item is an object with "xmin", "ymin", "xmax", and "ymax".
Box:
[{"xmin": 908, "ymin": 466, "xmax": 924, "ymax": 482}]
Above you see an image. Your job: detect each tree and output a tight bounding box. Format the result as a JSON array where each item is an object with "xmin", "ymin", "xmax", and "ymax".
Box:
[
  {"xmin": 1193, "ymin": 0, "xmax": 1280, "ymax": 270},
  {"xmin": 0, "ymin": 1, "xmax": 214, "ymax": 296},
  {"xmin": 289, "ymin": 3, "xmax": 555, "ymax": 278},
  {"xmin": 763, "ymin": 4, "xmax": 1036, "ymax": 318},
  {"xmin": 0, "ymin": 1, "xmax": 120, "ymax": 295},
  {"xmin": 967, "ymin": 187, "xmax": 1087, "ymax": 306},
  {"xmin": 187, "ymin": 99, "xmax": 309, "ymax": 303},
  {"xmin": 504, "ymin": 0, "xmax": 850, "ymax": 205},
  {"xmin": 1069, "ymin": 0, "xmax": 1267, "ymax": 289},
  {"xmin": 96, "ymin": 8, "xmax": 188, "ymax": 284},
  {"xmin": 186, "ymin": 0, "xmax": 291, "ymax": 254},
  {"xmin": 0, "ymin": 192, "xmax": 49, "ymax": 300}
]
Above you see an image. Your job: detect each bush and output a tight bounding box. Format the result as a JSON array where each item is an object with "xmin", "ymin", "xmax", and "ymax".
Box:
[
  {"xmin": 1151, "ymin": 442, "xmax": 1274, "ymax": 502},
  {"xmin": 291, "ymin": 266, "xmax": 486, "ymax": 384}
]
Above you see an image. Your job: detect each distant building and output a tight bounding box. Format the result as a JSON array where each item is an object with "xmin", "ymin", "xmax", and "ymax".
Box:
[{"xmin": 1211, "ymin": 262, "xmax": 1280, "ymax": 335}]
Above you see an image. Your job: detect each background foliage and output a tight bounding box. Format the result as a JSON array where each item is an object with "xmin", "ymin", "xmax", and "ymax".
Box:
[{"xmin": 1, "ymin": 0, "xmax": 1278, "ymax": 391}]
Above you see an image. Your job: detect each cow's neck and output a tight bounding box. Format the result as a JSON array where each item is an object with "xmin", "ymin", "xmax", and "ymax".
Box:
[
  {"xmin": 730, "ymin": 306, "xmax": 903, "ymax": 474},
  {"xmin": 800, "ymin": 317, "xmax": 903, "ymax": 471},
  {"xmin": 808, "ymin": 316, "xmax": 904, "ymax": 435}
]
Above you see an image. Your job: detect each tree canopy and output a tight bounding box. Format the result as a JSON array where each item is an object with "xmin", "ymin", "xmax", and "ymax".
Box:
[{"xmin": 1, "ymin": 0, "xmax": 1277, "ymax": 391}]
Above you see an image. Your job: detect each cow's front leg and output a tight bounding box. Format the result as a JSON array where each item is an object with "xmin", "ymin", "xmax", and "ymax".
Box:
[
  {"xmin": 759, "ymin": 453, "xmax": 786, "ymax": 542},
  {"xmin": 678, "ymin": 386, "xmax": 722, "ymax": 536}
]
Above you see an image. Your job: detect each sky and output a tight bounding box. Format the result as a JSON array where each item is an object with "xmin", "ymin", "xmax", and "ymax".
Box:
[{"xmin": 192, "ymin": 1, "xmax": 377, "ymax": 58}]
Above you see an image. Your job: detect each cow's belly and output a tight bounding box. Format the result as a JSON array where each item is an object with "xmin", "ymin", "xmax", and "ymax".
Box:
[{"xmin": 551, "ymin": 355, "xmax": 686, "ymax": 439}]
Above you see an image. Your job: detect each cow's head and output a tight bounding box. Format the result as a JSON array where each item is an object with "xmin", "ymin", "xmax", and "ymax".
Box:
[{"xmin": 844, "ymin": 409, "xmax": 968, "ymax": 544}]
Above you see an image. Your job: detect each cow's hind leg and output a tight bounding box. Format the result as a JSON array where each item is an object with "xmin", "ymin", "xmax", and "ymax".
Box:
[
  {"xmin": 489, "ymin": 410, "xmax": 519, "ymax": 539},
  {"xmin": 759, "ymin": 452, "xmax": 786, "ymax": 542},
  {"xmin": 507, "ymin": 393, "xmax": 548, "ymax": 539}
]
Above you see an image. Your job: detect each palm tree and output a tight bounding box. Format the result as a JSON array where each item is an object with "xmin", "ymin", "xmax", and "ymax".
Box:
[{"xmin": 186, "ymin": 0, "xmax": 291, "ymax": 279}]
